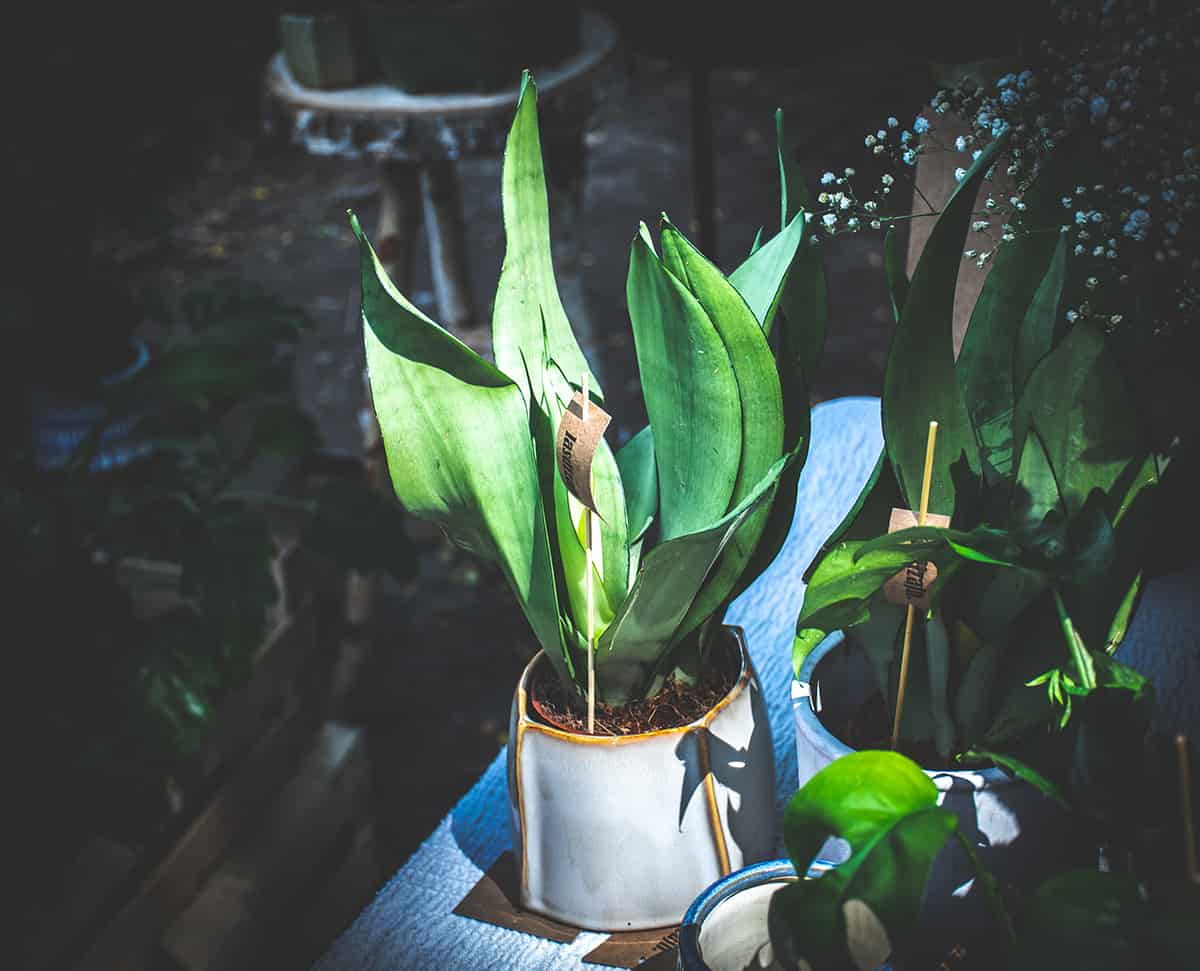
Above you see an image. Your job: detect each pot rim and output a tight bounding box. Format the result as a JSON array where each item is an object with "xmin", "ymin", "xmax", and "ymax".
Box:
[
  {"xmin": 517, "ymin": 624, "xmax": 754, "ymax": 745},
  {"xmin": 795, "ymin": 631, "xmax": 1013, "ymax": 789}
]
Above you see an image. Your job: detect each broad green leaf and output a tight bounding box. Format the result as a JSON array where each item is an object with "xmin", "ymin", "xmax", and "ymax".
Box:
[
  {"xmin": 771, "ymin": 751, "xmax": 959, "ymax": 971},
  {"xmin": 597, "ymin": 456, "xmax": 787, "ymax": 703},
  {"xmin": 615, "ymin": 425, "xmax": 657, "ymax": 544},
  {"xmin": 492, "ymin": 73, "xmax": 598, "ymax": 405},
  {"xmin": 353, "ymin": 214, "xmax": 567, "ymax": 682},
  {"xmin": 883, "ymin": 226, "xmax": 909, "ymax": 322},
  {"xmin": 883, "ymin": 132, "xmax": 1009, "ymax": 517},
  {"xmin": 957, "ymin": 157, "xmax": 1065, "ymax": 483},
  {"xmin": 626, "ymin": 228, "xmax": 742, "ymax": 541},
  {"xmin": 728, "ymin": 210, "xmax": 806, "ymax": 331},
  {"xmin": 1014, "ymin": 320, "xmax": 1144, "ymax": 519},
  {"xmin": 1011, "ymin": 425, "xmax": 1064, "ymax": 536},
  {"xmin": 955, "ymin": 638, "xmax": 1004, "ymax": 746},
  {"xmin": 793, "ymin": 540, "xmax": 957, "ymax": 674},
  {"xmin": 659, "ymin": 219, "xmax": 785, "ymax": 638},
  {"xmin": 1013, "ymin": 233, "xmax": 1069, "ymax": 396}
]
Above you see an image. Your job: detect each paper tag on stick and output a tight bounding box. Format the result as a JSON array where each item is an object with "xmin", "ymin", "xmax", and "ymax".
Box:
[
  {"xmin": 555, "ymin": 390, "xmax": 611, "ymax": 514},
  {"xmin": 882, "ymin": 507, "xmax": 951, "ymax": 610}
]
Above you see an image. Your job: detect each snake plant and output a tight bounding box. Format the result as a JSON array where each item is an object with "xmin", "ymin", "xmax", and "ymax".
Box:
[
  {"xmin": 794, "ymin": 130, "xmax": 1163, "ymax": 770},
  {"xmin": 353, "ymin": 73, "xmax": 825, "ymax": 705}
]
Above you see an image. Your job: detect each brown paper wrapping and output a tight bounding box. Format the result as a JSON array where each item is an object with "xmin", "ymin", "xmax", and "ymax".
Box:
[
  {"xmin": 555, "ymin": 390, "xmax": 611, "ymax": 514},
  {"xmin": 882, "ymin": 507, "xmax": 951, "ymax": 610}
]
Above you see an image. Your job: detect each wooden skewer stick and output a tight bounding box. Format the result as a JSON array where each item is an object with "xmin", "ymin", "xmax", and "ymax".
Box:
[
  {"xmin": 892, "ymin": 420, "xmax": 939, "ymax": 751},
  {"xmin": 583, "ymin": 371, "xmax": 596, "ymax": 735},
  {"xmin": 1177, "ymin": 734, "xmax": 1199, "ymax": 883}
]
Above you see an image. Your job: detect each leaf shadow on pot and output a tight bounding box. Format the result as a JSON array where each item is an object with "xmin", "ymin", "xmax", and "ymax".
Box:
[{"xmin": 674, "ymin": 688, "xmax": 771, "ymax": 858}]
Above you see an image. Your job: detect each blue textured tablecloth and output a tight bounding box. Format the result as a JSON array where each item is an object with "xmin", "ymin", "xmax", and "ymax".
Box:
[{"xmin": 315, "ymin": 397, "xmax": 886, "ymax": 970}]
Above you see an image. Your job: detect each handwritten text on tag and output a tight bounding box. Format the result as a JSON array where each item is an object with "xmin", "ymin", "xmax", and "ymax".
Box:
[
  {"xmin": 882, "ymin": 507, "xmax": 952, "ymax": 610},
  {"xmin": 555, "ymin": 390, "xmax": 611, "ymax": 514}
]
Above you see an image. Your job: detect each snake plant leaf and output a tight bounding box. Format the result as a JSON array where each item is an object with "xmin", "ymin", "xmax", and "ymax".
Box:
[
  {"xmin": 352, "ymin": 213, "xmax": 568, "ymax": 681},
  {"xmin": 770, "ymin": 751, "xmax": 959, "ymax": 971},
  {"xmin": 956, "ymin": 156, "xmax": 1066, "ymax": 484},
  {"xmin": 884, "ymin": 226, "xmax": 909, "ymax": 322},
  {"xmin": 597, "ymin": 455, "xmax": 787, "ymax": 704},
  {"xmin": 775, "ymin": 108, "xmax": 809, "ymax": 226},
  {"xmin": 1013, "ymin": 233, "xmax": 1069, "ymax": 396},
  {"xmin": 492, "ymin": 72, "xmax": 599, "ymax": 406},
  {"xmin": 883, "ymin": 131, "xmax": 1009, "ymax": 518},
  {"xmin": 626, "ymin": 227, "xmax": 742, "ymax": 542},
  {"xmin": 1014, "ymin": 319, "xmax": 1144, "ymax": 519},
  {"xmin": 1011, "ymin": 425, "xmax": 1065, "ymax": 539},
  {"xmin": 616, "ymin": 424, "xmax": 657, "ymax": 545},
  {"xmin": 728, "ymin": 210, "xmax": 806, "ymax": 331},
  {"xmin": 658, "ymin": 218, "xmax": 785, "ymax": 637}
]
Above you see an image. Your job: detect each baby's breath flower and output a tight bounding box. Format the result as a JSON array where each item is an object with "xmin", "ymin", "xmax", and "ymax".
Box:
[
  {"xmin": 820, "ymin": 172, "xmax": 836, "ymax": 185},
  {"xmin": 913, "ymin": 116, "xmax": 930, "ymax": 134}
]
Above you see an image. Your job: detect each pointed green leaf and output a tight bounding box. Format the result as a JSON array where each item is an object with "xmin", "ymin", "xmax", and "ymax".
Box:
[
  {"xmin": 1014, "ymin": 321, "xmax": 1145, "ymax": 521},
  {"xmin": 492, "ymin": 73, "xmax": 599, "ymax": 405},
  {"xmin": 925, "ymin": 614, "xmax": 957, "ymax": 761},
  {"xmin": 616, "ymin": 424, "xmax": 657, "ymax": 544},
  {"xmin": 883, "ymin": 132, "xmax": 1009, "ymax": 517},
  {"xmin": 1014, "ymin": 233, "xmax": 1069, "ymax": 395},
  {"xmin": 658, "ymin": 218, "xmax": 785, "ymax": 635},
  {"xmin": 353, "ymin": 213, "xmax": 567, "ymax": 682},
  {"xmin": 596, "ymin": 456, "xmax": 787, "ymax": 703},
  {"xmin": 957, "ymin": 158, "xmax": 1066, "ymax": 483},
  {"xmin": 728, "ymin": 211, "xmax": 807, "ymax": 331},
  {"xmin": 626, "ymin": 228, "xmax": 742, "ymax": 541}
]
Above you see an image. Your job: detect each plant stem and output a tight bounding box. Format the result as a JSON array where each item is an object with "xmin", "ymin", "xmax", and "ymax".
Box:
[{"xmin": 1052, "ymin": 586, "xmax": 1096, "ymax": 692}]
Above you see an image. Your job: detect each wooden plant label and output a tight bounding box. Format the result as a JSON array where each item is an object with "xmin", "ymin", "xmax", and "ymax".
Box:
[
  {"xmin": 555, "ymin": 389, "xmax": 611, "ymax": 514},
  {"xmin": 883, "ymin": 507, "xmax": 951, "ymax": 610}
]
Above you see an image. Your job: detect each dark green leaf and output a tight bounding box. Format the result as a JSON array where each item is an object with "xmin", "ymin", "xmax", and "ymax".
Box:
[
  {"xmin": 882, "ymin": 133, "xmax": 1009, "ymax": 517},
  {"xmin": 626, "ymin": 228, "xmax": 742, "ymax": 542}
]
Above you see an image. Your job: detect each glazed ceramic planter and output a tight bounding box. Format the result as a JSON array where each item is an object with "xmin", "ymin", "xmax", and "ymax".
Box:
[
  {"xmin": 677, "ymin": 859, "xmax": 889, "ymax": 971},
  {"xmin": 792, "ymin": 632, "xmax": 1071, "ymax": 930},
  {"xmin": 507, "ymin": 626, "xmax": 775, "ymax": 931}
]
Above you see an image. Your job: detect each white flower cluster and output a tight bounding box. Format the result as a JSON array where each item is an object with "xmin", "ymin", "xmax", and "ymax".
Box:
[{"xmin": 805, "ymin": 0, "xmax": 1198, "ymax": 338}]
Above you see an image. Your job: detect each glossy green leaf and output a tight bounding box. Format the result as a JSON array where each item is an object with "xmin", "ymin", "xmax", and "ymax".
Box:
[
  {"xmin": 492, "ymin": 73, "xmax": 598, "ymax": 405},
  {"xmin": 598, "ymin": 456, "xmax": 787, "ymax": 703},
  {"xmin": 615, "ymin": 425, "xmax": 657, "ymax": 544},
  {"xmin": 1013, "ymin": 233, "xmax": 1069, "ymax": 396},
  {"xmin": 659, "ymin": 219, "xmax": 785, "ymax": 637},
  {"xmin": 353, "ymin": 213, "xmax": 567, "ymax": 682},
  {"xmin": 626, "ymin": 227, "xmax": 742, "ymax": 541},
  {"xmin": 970, "ymin": 748, "xmax": 1069, "ymax": 806},
  {"xmin": 883, "ymin": 132, "xmax": 1008, "ymax": 517},
  {"xmin": 957, "ymin": 158, "xmax": 1065, "ymax": 483},
  {"xmin": 1014, "ymin": 320, "xmax": 1144, "ymax": 519},
  {"xmin": 728, "ymin": 210, "xmax": 806, "ymax": 331},
  {"xmin": 771, "ymin": 751, "xmax": 959, "ymax": 971}
]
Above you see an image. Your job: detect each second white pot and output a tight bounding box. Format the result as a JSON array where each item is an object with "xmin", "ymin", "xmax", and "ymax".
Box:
[{"xmin": 792, "ymin": 631, "xmax": 1073, "ymax": 933}]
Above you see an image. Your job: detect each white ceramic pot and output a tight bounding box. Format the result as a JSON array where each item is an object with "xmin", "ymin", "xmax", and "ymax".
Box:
[
  {"xmin": 507, "ymin": 626, "xmax": 775, "ymax": 931},
  {"xmin": 676, "ymin": 859, "xmax": 888, "ymax": 971},
  {"xmin": 792, "ymin": 632, "xmax": 1073, "ymax": 932}
]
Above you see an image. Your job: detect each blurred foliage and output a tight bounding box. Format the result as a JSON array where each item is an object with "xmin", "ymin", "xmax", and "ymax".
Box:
[{"xmin": 7, "ymin": 282, "xmax": 415, "ymax": 901}]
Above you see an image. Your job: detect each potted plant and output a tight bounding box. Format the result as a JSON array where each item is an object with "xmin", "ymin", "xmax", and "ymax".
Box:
[
  {"xmin": 790, "ymin": 110, "xmax": 1168, "ymax": 930},
  {"xmin": 351, "ymin": 72, "xmax": 824, "ymax": 930},
  {"xmin": 677, "ymin": 751, "xmax": 1005, "ymax": 971}
]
